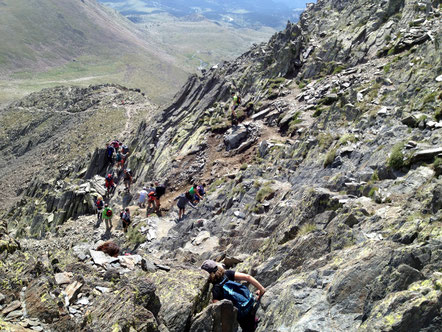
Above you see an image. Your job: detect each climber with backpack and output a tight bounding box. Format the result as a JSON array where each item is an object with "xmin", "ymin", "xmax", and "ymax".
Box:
[
  {"xmin": 189, "ymin": 183, "xmax": 202, "ymax": 203},
  {"xmin": 123, "ymin": 169, "xmax": 133, "ymax": 191},
  {"xmin": 230, "ymin": 91, "xmax": 241, "ymax": 126},
  {"xmin": 115, "ymin": 151, "xmax": 123, "ymax": 169},
  {"xmin": 154, "ymin": 181, "xmax": 166, "ymax": 213},
  {"xmin": 194, "ymin": 184, "xmax": 206, "ymax": 204},
  {"xmin": 102, "ymin": 204, "xmax": 113, "ymax": 231},
  {"xmin": 95, "ymin": 196, "xmax": 104, "ymax": 223},
  {"xmin": 111, "ymin": 139, "xmax": 121, "ymax": 152},
  {"xmin": 104, "ymin": 173, "xmax": 115, "ymax": 196},
  {"xmin": 146, "ymin": 184, "xmax": 157, "ymax": 215},
  {"xmin": 137, "ymin": 187, "xmax": 149, "ymax": 208},
  {"xmin": 174, "ymin": 191, "xmax": 196, "ymax": 221},
  {"xmin": 201, "ymin": 260, "xmax": 265, "ymax": 332},
  {"xmin": 121, "ymin": 144, "xmax": 129, "ymax": 155},
  {"xmin": 106, "ymin": 144, "xmax": 114, "ymax": 164},
  {"xmin": 120, "ymin": 208, "xmax": 131, "ymax": 233}
]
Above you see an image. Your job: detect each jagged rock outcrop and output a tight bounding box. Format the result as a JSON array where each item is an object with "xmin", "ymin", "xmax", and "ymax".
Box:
[
  {"xmin": 0, "ymin": 220, "xmax": 20, "ymax": 256},
  {"xmin": 190, "ymin": 300, "xmax": 238, "ymax": 332},
  {"xmin": 0, "ymin": 84, "xmax": 155, "ymax": 213}
]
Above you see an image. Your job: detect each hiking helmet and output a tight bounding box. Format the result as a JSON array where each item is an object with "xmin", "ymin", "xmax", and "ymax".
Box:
[
  {"xmin": 201, "ymin": 260, "xmax": 218, "ymax": 273},
  {"xmin": 104, "ymin": 204, "xmax": 109, "ymax": 207},
  {"xmin": 143, "ymin": 187, "xmax": 147, "ymax": 190},
  {"xmin": 125, "ymin": 208, "xmax": 129, "ymax": 212}
]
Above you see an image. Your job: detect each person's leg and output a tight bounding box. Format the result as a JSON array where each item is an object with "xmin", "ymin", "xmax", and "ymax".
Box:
[{"xmin": 237, "ymin": 313, "xmax": 256, "ymax": 332}]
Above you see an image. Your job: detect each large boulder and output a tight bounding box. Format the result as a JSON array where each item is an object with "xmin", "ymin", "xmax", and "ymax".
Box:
[
  {"xmin": 190, "ymin": 299, "xmax": 238, "ymax": 332},
  {"xmin": 360, "ymin": 275, "xmax": 442, "ymax": 332},
  {"xmin": 224, "ymin": 125, "xmax": 248, "ymax": 151},
  {"xmin": 83, "ymin": 278, "xmax": 160, "ymax": 331},
  {"xmin": 148, "ymin": 268, "xmax": 210, "ymax": 332},
  {"xmin": 24, "ymin": 277, "xmax": 63, "ymax": 324}
]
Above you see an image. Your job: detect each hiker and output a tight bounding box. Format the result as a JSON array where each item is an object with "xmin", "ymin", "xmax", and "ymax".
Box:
[
  {"xmin": 174, "ymin": 192, "xmax": 196, "ymax": 220},
  {"xmin": 115, "ymin": 151, "xmax": 123, "ymax": 169},
  {"xmin": 111, "ymin": 139, "xmax": 121, "ymax": 152},
  {"xmin": 201, "ymin": 260, "xmax": 265, "ymax": 332},
  {"xmin": 194, "ymin": 184, "xmax": 206, "ymax": 204},
  {"xmin": 120, "ymin": 208, "xmax": 131, "ymax": 233},
  {"xmin": 189, "ymin": 183, "xmax": 202, "ymax": 203},
  {"xmin": 123, "ymin": 169, "xmax": 133, "ymax": 191},
  {"xmin": 105, "ymin": 173, "xmax": 115, "ymax": 196},
  {"xmin": 102, "ymin": 204, "xmax": 113, "ymax": 231},
  {"xmin": 154, "ymin": 181, "xmax": 166, "ymax": 212},
  {"xmin": 95, "ymin": 196, "xmax": 104, "ymax": 222},
  {"xmin": 230, "ymin": 92, "xmax": 241, "ymax": 125},
  {"xmin": 137, "ymin": 187, "xmax": 149, "ymax": 208},
  {"xmin": 146, "ymin": 184, "xmax": 156, "ymax": 213},
  {"xmin": 121, "ymin": 144, "xmax": 129, "ymax": 155},
  {"xmin": 120, "ymin": 151, "xmax": 128, "ymax": 168},
  {"xmin": 106, "ymin": 144, "xmax": 114, "ymax": 164}
]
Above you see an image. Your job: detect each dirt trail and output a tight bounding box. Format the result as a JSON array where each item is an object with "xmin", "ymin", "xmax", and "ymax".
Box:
[{"xmin": 112, "ymin": 111, "xmax": 292, "ymax": 240}]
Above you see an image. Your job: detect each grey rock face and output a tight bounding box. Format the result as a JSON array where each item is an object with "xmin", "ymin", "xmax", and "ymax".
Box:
[
  {"xmin": 190, "ymin": 300, "xmax": 238, "ymax": 332},
  {"xmin": 224, "ymin": 125, "xmax": 249, "ymax": 151}
]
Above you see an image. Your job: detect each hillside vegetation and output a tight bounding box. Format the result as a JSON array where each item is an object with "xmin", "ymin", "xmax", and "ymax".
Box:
[{"xmin": 0, "ymin": 0, "xmax": 188, "ymax": 104}]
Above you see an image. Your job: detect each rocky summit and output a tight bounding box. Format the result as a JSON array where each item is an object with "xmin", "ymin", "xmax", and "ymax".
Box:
[{"xmin": 1, "ymin": 0, "xmax": 441, "ymax": 331}]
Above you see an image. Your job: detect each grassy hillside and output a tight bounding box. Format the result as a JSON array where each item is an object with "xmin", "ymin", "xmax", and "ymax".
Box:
[
  {"xmin": 0, "ymin": 0, "xmax": 188, "ymax": 104},
  {"xmin": 135, "ymin": 13, "xmax": 275, "ymax": 72}
]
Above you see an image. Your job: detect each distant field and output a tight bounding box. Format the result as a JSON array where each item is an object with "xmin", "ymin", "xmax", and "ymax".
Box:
[
  {"xmin": 137, "ymin": 13, "xmax": 276, "ymax": 71},
  {"xmin": 0, "ymin": 52, "xmax": 189, "ymax": 106},
  {"xmin": 0, "ymin": 0, "xmax": 188, "ymax": 105},
  {"xmin": 0, "ymin": 0, "xmax": 284, "ymax": 106}
]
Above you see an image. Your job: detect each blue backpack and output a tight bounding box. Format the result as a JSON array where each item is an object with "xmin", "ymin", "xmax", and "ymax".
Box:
[{"xmin": 220, "ymin": 277, "xmax": 255, "ymax": 318}]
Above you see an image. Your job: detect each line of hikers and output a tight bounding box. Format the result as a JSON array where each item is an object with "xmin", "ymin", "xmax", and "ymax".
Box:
[
  {"xmin": 95, "ymin": 197, "xmax": 132, "ymax": 234},
  {"xmin": 106, "ymin": 139, "xmax": 130, "ymax": 169},
  {"xmin": 104, "ymin": 169, "xmax": 133, "ymax": 196}
]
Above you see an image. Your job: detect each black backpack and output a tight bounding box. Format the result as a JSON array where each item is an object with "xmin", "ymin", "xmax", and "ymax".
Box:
[{"xmin": 156, "ymin": 186, "xmax": 166, "ymax": 197}]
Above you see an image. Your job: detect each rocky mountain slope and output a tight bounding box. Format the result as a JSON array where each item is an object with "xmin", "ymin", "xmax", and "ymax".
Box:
[
  {"xmin": 1, "ymin": 0, "xmax": 441, "ymax": 331},
  {"xmin": 0, "ymin": 84, "xmax": 155, "ymax": 214}
]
